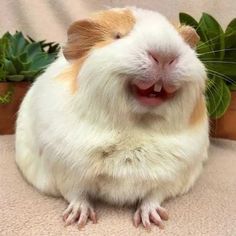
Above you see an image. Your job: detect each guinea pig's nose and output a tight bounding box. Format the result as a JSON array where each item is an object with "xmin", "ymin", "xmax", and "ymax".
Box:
[{"xmin": 148, "ymin": 51, "xmax": 177, "ymax": 68}]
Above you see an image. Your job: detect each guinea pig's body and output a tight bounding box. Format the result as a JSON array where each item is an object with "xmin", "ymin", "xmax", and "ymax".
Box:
[{"xmin": 15, "ymin": 7, "xmax": 209, "ymax": 229}]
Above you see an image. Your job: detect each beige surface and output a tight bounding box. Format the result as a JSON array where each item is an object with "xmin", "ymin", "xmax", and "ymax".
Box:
[
  {"xmin": 1, "ymin": 0, "xmax": 236, "ymax": 43},
  {"xmin": 0, "ymin": 135, "xmax": 236, "ymax": 236}
]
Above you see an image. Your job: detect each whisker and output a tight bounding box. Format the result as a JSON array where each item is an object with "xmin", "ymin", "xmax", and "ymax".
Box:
[
  {"xmin": 207, "ymin": 71, "xmax": 232, "ymax": 83},
  {"xmin": 198, "ymin": 57, "xmax": 236, "ymax": 61},
  {"xmin": 206, "ymin": 82, "xmax": 220, "ymax": 115},
  {"xmin": 197, "ymin": 32, "xmax": 226, "ymax": 50},
  {"xmin": 207, "ymin": 72, "xmax": 231, "ymax": 84},
  {"xmin": 197, "ymin": 34, "xmax": 222, "ymax": 50},
  {"xmin": 202, "ymin": 61, "xmax": 236, "ymax": 64},
  {"xmin": 207, "ymin": 69, "xmax": 232, "ymax": 81},
  {"xmin": 198, "ymin": 48, "xmax": 236, "ymax": 56},
  {"xmin": 207, "ymin": 70, "xmax": 234, "ymax": 84},
  {"xmin": 197, "ymin": 30, "xmax": 235, "ymax": 51}
]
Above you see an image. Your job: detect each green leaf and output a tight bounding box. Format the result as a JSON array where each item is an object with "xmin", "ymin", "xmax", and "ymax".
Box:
[
  {"xmin": 206, "ymin": 77, "xmax": 231, "ymax": 118},
  {"xmin": 206, "ymin": 62, "xmax": 236, "ymax": 77},
  {"xmin": 29, "ymin": 53, "xmax": 56, "ymax": 70},
  {"xmin": 0, "ymin": 67, "xmax": 7, "ymax": 81},
  {"xmin": 2, "ymin": 32, "xmax": 12, "ymax": 41},
  {"xmin": 19, "ymin": 52, "xmax": 28, "ymax": 63},
  {"xmin": 6, "ymin": 74, "xmax": 25, "ymax": 81},
  {"xmin": 1, "ymin": 33, "xmax": 13, "ymax": 58},
  {"xmin": 0, "ymin": 36, "xmax": 9, "ymax": 61},
  {"xmin": 224, "ymin": 18, "xmax": 236, "ymax": 61},
  {"xmin": 198, "ymin": 13, "xmax": 225, "ymax": 59},
  {"xmin": 225, "ymin": 19, "xmax": 236, "ymax": 48},
  {"xmin": 25, "ymin": 42, "xmax": 43, "ymax": 60},
  {"xmin": 197, "ymin": 41, "xmax": 214, "ymax": 59},
  {"xmin": 3, "ymin": 58, "xmax": 16, "ymax": 74},
  {"xmin": 13, "ymin": 32, "xmax": 29, "ymax": 55},
  {"xmin": 11, "ymin": 56, "xmax": 24, "ymax": 73},
  {"xmin": 179, "ymin": 13, "xmax": 199, "ymax": 28},
  {"xmin": 20, "ymin": 70, "xmax": 38, "ymax": 79},
  {"xmin": 179, "ymin": 12, "xmax": 206, "ymax": 42}
]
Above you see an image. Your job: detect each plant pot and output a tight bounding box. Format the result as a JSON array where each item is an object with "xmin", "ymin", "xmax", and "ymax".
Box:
[
  {"xmin": 211, "ymin": 91, "xmax": 236, "ymax": 140},
  {"xmin": 0, "ymin": 82, "xmax": 31, "ymax": 135}
]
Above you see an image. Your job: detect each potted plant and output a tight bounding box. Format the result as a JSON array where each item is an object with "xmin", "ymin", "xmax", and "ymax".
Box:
[
  {"xmin": 179, "ymin": 13, "xmax": 236, "ymax": 140},
  {"xmin": 0, "ymin": 32, "xmax": 59, "ymax": 134}
]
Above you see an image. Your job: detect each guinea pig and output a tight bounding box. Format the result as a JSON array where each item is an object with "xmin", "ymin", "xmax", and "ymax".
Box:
[{"xmin": 15, "ymin": 7, "xmax": 209, "ymax": 229}]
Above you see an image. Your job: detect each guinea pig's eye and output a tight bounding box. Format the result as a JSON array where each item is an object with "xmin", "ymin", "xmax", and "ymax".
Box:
[{"xmin": 114, "ymin": 32, "xmax": 122, "ymax": 39}]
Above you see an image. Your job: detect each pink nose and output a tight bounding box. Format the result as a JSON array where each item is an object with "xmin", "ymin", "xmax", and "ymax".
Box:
[{"xmin": 149, "ymin": 51, "xmax": 177, "ymax": 68}]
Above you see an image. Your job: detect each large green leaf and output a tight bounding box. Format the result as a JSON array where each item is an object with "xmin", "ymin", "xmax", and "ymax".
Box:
[
  {"xmin": 206, "ymin": 62, "xmax": 236, "ymax": 77},
  {"xmin": 198, "ymin": 13, "xmax": 225, "ymax": 59},
  {"xmin": 179, "ymin": 13, "xmax": 199, "ymax": 28},
  {"xmin": 225, "ymin": 19, "xmax": 236, "ymax": 48},
  {"xmin": 206, "ymin": 77, "xmax": 231, "ymax": 118},
  {"xmin": 179, "ymin": 13, "xmax": 205, "ymax": 42},
  {"xmin": 224, "ymin": 18, "xmax": 236, "ymax": 61},
  {"xmin": 197, "ymin": 41, "xmax": 214, "ymax": 59}
]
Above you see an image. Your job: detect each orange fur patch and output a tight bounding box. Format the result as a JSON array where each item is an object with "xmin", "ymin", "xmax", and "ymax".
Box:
[
  {"xmin": 63, "ymin": 9, "xmax": 135, "ymax": 60},
  {"xmin": 56, "ymin": 58, "xmax": 85, "ymax": 93},
  {"xmin": 190, "ymin": 95, "xmax": 207, "ymax": 126},
  {"xmin": 178, "ymin": 25, "xmax": 200, "ymax": 48}
]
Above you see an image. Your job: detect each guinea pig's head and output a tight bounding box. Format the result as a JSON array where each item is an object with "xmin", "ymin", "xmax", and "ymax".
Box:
[{"xmin": 63, "ymin": 7, "xmax": 206, "ymax": 118}]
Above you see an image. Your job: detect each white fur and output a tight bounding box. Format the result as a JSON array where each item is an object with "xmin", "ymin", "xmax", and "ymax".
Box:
[{"xmin": 15, "ymin": 7, "xmax": 209, "ymax": 210}]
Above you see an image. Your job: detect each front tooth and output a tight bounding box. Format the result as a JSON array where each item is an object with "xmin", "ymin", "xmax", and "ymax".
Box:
[
  {"xmin": 154, "ymin": 83, "xmax": 162, "ymax": 92},
  {"xmin": 132, "ymin": 80, "xmax": 155, "ymax": 89}
]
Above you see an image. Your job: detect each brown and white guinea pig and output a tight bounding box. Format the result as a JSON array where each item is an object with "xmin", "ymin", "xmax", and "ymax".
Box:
[{"xmin": 15, "ymin": 7, "xmax": 209, "ymax": 229}]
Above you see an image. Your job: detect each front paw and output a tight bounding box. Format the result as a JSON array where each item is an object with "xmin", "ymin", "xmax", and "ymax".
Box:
[
  {"xmin": 62, "ymin": 199, "xmax": 97, "ymax": 228},
  {"xmin": 133, "ymin": 202, "xmax": 169, "ymax": 229}
]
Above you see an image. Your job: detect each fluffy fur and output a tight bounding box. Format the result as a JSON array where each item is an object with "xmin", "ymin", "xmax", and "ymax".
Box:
[{"xmin": 15, "ymin": 7, "xmax": 209, "ymax": 229}]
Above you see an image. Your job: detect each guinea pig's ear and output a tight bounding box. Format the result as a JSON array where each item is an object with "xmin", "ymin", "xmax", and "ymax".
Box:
[
  {"xmin": 178, "ymin": 25, "xmax": 200, "ymax": 48},
  {"xmin": 63, "ymin": 19, "xmax": 101, "ymax": 60}
]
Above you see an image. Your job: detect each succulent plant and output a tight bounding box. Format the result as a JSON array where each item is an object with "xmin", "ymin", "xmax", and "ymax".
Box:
[
  {"xmin": 179, "ymin": 13, "xmax": 236, "ymax": 119},
  {"xmin": 0, "ymin": 31, "xmax": 60, "ymax": 82}
]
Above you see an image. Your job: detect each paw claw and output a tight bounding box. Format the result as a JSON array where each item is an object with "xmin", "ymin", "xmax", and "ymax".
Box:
[
  {"xmin": 133, "ymin": 209, "xmax": 141, "ymax": 227},
  {"xmin": 143, "ymin": 221, "xmax": 151, "ymax": 230},
  {"xmin": 89, "ymin": 210, "xmax": 97, "ymax": 224},
  {"xmin": 78, "ymin": 217, "xmax": 88, "ymax": 229},
  {"xmin": 134, "ymin": 203, "xmax": 168, "ymax": 229},
  {"xmin": 150, "ymin": 210, "xmax": 163, "ymax": 227},
  {"xmin": 156, "ymin": 206, "xmax": 169, "ymax": 221},
  {"xmin": 62, "ymin": 200, "xmax": 96, "ymax": 228}
]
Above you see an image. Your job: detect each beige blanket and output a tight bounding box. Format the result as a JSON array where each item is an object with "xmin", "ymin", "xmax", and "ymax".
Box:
[{"xmin": 0, "ymin": 135, "xmax": 236, "ymax": 236}]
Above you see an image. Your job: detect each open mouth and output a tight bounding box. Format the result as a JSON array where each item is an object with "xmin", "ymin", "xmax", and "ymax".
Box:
[{"xmin": 130, "ymin": 80, "xmax": 178, "ymax": 106}]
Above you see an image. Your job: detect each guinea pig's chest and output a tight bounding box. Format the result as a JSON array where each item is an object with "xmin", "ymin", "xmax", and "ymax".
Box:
[
  {"xmin": 89, "ymin": 134, "xmax": 169, "ymax": 180},
  {"xmin": 89, "ymin": 144, "xmax": 158, "ymax": 204},
  {"xmin": 91, "ymin": 172, "xmax": 153, "ymax": 205}
]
